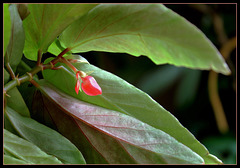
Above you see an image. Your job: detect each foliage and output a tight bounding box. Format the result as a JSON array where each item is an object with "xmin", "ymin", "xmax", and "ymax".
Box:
[{"xmin": 4, "ymin": 3, "xmax": 234, "ymax": 164}]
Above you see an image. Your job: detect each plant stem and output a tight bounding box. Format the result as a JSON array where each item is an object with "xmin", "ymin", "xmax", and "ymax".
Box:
[
  {"xmin": 37, "ymin": 49, "xmax": 42, "ymax": 65},
  {"xmin": 51, "ymin": 48, "xmax": 71, "ymax": 65},
  {"xmin": 4, "ymin": 65, "xmax": 42, "ymax": 93},
  {"xmin": 5, "ymin": 62, "xmax": 16, "ymax": 79},
  {"xmin": 4, "ymin": 48, "xmax": 74, "ymax": 94},
  {"xmin": 61, "ymin": 57, "xmax": 77, "ymax": 72}
]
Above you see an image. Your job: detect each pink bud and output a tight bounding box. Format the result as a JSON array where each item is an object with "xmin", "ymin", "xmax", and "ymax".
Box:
[{"xmin": 81, "ymin": 76, "xmax": 102, "ymax": 96}]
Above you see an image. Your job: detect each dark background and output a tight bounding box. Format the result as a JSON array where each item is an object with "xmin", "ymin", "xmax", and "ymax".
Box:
[{"xmin": 78, "ymin": 4, "xmax": 236, "ymax": 164}]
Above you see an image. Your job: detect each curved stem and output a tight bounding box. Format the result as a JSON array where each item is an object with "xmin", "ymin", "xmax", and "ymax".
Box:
[
  {"xmin": 60, "ymin": 57, "xmax": 77, "ymax": 73},
  {"xmin": 208, "ymin": 37, "xmax": 236, "ymax": 134}
]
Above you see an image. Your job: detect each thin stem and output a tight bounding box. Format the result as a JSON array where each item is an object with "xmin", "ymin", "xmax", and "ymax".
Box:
[
  {"xmin": 51, "ymin": 48, "xmax": 71, "ymax": 65},
  {"xmin": 4, "ymin": 65, "xmax": 43, "ymax": 93},
  {"xmin": 60, "ymin": 57, "xmax": 77, "ymax": 73},
  {"xmin": 208, "ymin": 37, "xmax": 236, "ymax": 134},
  {"xmin": 4, "ymin": 48, "xmax": 75, "ymax": 94},
  {"xmin": 5, "ymin": 62, "xmax": 16, "ymax": 79},
  {"xmin": 37, "ymin": 49, "xmax": 42, "ymax": 65}
]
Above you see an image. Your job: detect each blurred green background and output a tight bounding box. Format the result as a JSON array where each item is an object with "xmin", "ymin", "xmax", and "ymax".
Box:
[
  {"xmin": 78, "ymin": 4, "xmax": 236, "ymax": 164},
  {"xmin": 23, "ymin": 4, "xmax": 236, "ymax": 164}
]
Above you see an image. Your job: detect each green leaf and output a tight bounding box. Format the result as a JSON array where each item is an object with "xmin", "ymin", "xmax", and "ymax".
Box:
[
  {"xmin": 42, "ymin": 59, "xmax": 222, "ymax": 164},
  {"xmin": 6, "ymin": 87, "xmax": 30, "ymax": 117},
  {"xmin": 4, "ymin": 155, "xmax": 29, "ymax": 165},
  {"xmin": 5, "ymin": 4, "xmax": 25, "ymax": 72},
  {"xmin": 59, "ymin": 4, "xmax": 230, "ymax": 75},
  {"xmin": 23, "ymin": 4, "xmax": 98, "ymax": 61},
  {"xmin": 4, "ymin": 68, "xmax": 10, "ymax": 84},
  {"xmin": 47, "ymin": 39, "xmax": 66, "ymax": 56},
  {"xmin": 4, "ymin": 4, "xmax": 11, "ymax": 55},
  {"xmin": 36, "ymin": 80, "xmax": 205, "ymax": 164},
  {"xmin": 4, "ymin": 129, "xmax": 62, "ymax": 164},
  {"xmin": 5, "ymin": 106, "xmax": 86, "ymax": 164}
]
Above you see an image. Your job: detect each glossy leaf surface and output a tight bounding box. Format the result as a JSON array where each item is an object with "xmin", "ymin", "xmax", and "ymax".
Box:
[
  {"xmin": 36, "ymin": 80, "xmax": 204, "ymax": 164},
  {"xmin": 23, "ymin": 4, "xmax": 98, "ymax": 60},
  {"xmin": 5, "ymin": 106, "xmax": 86, "ymax": 164},
  {"xmin": 42, "ymin": 60, "xmax": 222, "ymax": 164},
  {"xmin": 4, "ymin": 129, "xmax": 62, "ymax": 164},
  {"xmin": 59, "ymin": 4, "xmax": 230, "ymax": 75}
]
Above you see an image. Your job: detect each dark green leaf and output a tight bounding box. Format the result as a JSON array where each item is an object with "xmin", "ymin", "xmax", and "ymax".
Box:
[
  {"xmin": 5, "ymin": 4, "xmax": 25, "ymax": 72},
  {"xmin": 4, "ymin": 129, "xmax": 62, "ymax": 164},
  {"xmin": 4, "ymin": 4, "xmax": 11, "ymax": 55},
  {"xmin": 4, "ymin": 68, "xmax": 10, "ymax": 84},
  {"xmin": 5, "ymin": 106, "xmax": 86, "ymax": 164},
  {"xmin": 59, "ymin": 4, "xmax": 230, "ymax": 75},
  {"xmin": 6, "ymin": 87, "xmax": 30, "ymax": 117},
  {"xmin": 42, "ymin": 60, "xmax": 222, "ymax": 164},
  {"xmin": 23, "ymin": 4, "xmax": 98, "ymax": 60}
]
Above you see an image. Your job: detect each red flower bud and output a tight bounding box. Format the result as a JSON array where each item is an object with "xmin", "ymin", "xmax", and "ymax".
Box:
[{"xmin": 81, "ymin": 76, "xmax": 102, "ymax": 96}]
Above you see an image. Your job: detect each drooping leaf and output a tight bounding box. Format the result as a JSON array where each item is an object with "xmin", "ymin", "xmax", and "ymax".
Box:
[
  {"xmin": 23, "ymin": 4, "xmax": 98, "ymax": 60},
  {"xmin": 4, "ymin": 4, "xmax": 11, "ymax": 55},
  {"xmin": 4, "ymin": 129, "xmax": 62, "ymax": 164},
  {"xmin": 5, "ymin": 106, "xmax": 86, "ymax": 164},
  {"xmin": 42, "ymin": 60, "xmax": 222, "ymax": 164},
  {"xmin": 59, "ymin": 4, "xmax": 230, "ymax": 75},
  {"xmin": 36, "ymin": 80, "xmax": 204, "ymax": 164},
  {"xmin": 5, "ymin": 4, "xmax": 25, "ymax": 72}
]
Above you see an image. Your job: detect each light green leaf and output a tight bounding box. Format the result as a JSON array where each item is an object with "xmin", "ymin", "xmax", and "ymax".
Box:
[
  {"xmin": 42, "ymin": 59, "xmax": 222, "ymax": 164},
  {"xmin": 4, "ymin": 155, "xmax": 29, "ymax": 164},
  {"xmin": 5, "ymin": 106, "xmax": 86, "ymax": 164},
  {"xmin": 59, "ymin": 4, "xmax": 230, "ymax": 75},
  {"xmin": 23, "ymin": 4, "xmax": 98, "ymax": 60},
  {"xmin": 47, "ymin": 39, "xmax": 67, "ymax": 56},
  {"xmin": 4, "ymin": 4, "xmax": 11, "ymax": 55},
  {"xmin": 5, "ymin": 4, "xmax": 25, "ymax": 72},
  {"xmin": 4, "ymin": 129, "xmax": 62, "ymax": 164}
]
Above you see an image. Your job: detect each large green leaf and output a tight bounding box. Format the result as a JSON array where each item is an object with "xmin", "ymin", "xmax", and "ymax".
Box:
[
  {"xmin": 5, "ymin": 4, "xmax": 25, "ymax": 72},
  {"xmin": 4, "ymin": 129, "xmax": 62, "ymax": 164},
  {"xmin": 35, "ymin": 80, "xmax": 204, "ymax": 164},
  {"xmin": 5, "ymin": 106, "xmax": 86, "ymax": 164},
  {"xmin": 23, "ymin": 4, "xmax": 98, "ymax": 61},
  {"xmin": 59, "ymin": 4, "xmax": 230, "ymax": 75},
  {"xmin": 4, "ymin": 4, "xmax": 11, "ymax": 55},
  {"xmin": 42, "ymin": 59, "xmax": 222, "ymax": 164}
]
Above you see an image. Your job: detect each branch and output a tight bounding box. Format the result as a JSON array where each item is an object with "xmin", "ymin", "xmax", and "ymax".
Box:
[{"xmin": 4, "ymin": 48, "xmax": 72, "ymax": 94}]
